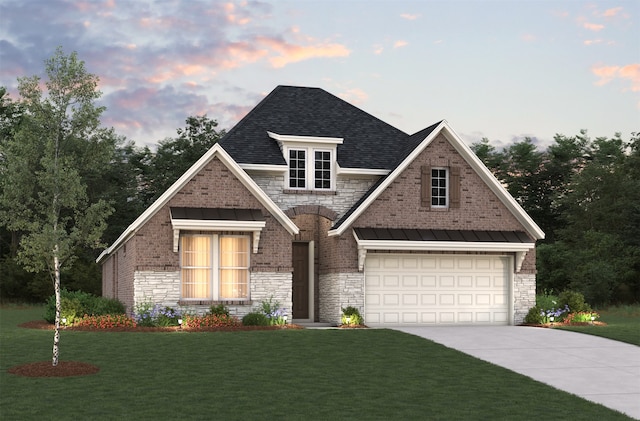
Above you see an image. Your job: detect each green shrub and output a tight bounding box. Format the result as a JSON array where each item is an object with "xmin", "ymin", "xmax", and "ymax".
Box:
[
  {"xmin": 91, "ymin": 297, "xmax": 126, "ymax": 316},
  {"xmin": 535, "ymin": 289, "xmax": 558, "ymax": 312},
  {"xmin": 242, "ymin": 311, "xmax": 269, "ymax": 326},
  {"xmin": 523, "ymin": 306, "xmax": 544, "ymax": 324},
  {"xmin": 209, "ymin": 304, "xmax": 230, "ymax": 317},
  {"xmin": 341, "ymin": 306, "xmax": 363, "ymax": 325},
  {"xmin": 557, "ymin": 290, "xmax": 591, "ymax": 313},
  {"xmin": 44, "ymin": 290, "xmax": 126, "ymax": 324}
]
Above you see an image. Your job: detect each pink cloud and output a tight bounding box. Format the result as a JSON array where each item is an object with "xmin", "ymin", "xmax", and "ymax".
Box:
[
  {"xmin": 584, "ymin": 39, "xmax": 602, "ymax": 46},
  {"xmin": 592, "ymin": 64, "xmax": 640, "ymax": 92},
  {"xmin": 521, "ymin": 34, "xmax": 536, "ymax": 42},
  {"xmin": 394, "ymin": 40, "xmax": 408, "ymax": 48},
  {"xmin": 255, "ymin": 36, "xmax": 350, "ymax": 68},
  {"xmin": 338, "ymin": 88, "xmax": 368, "ymax": 105},
  {"xmin": 583, "ymin": 21, "xmax": 605, "ymax": 31},
  {"xmin": 602, "ymin": 7, "xmax": 623, "ymax": 18},
  {"xmin": 400, "ymin": 13, "xmax": 420, "ymax": 20}
]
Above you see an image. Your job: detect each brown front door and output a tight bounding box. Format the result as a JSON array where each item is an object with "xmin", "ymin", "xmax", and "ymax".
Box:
[{"xmin": 292, "ymin": 242, "xmax": 309, "ymax": 319}]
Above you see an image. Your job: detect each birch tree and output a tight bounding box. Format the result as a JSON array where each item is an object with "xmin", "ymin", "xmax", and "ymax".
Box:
[{"xmin": 0, "ymin": 48, "xmax": 114, "ymax": 366}]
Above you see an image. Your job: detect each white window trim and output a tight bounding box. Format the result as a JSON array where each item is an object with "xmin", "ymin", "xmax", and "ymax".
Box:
[
  {"xmin": 268, "ymin": 131, "xmax": 341, "ymax": 192},
  {"xmin": 180, "ymin": 234, "xmax": 251, "ymax": 301},
  {"xmin": 431, "ymin": 167, "xmax": 449, "ymax": 208},
  {"xmin": 285, "ymin": 145, "xmax": 336, "ymax": 191}
]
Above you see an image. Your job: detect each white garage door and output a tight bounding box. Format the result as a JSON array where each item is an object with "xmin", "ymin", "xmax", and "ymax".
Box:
[{"xmin": 365, "ymin": 254, "xmax": 511, "ymax": 325}]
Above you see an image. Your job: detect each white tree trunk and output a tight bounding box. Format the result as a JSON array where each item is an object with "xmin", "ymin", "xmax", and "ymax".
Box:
[{"xmin": 52, "ymin": 249, "xmax": 61, "ymax": 367}]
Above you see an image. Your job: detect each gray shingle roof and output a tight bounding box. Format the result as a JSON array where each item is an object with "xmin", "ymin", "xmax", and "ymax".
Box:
[{"xmin": 219, "ymin": 85, "xmax": 413, "ymax": 169}]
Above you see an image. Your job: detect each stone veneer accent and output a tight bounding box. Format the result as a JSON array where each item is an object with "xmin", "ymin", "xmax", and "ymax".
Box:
[
  {"xmin": 132, "ymin": 271, "xmax": 292, "ymax": 319},
  {"xmin": 249, "ymin": 173, "xmax": 378, "ymax": 219},
  {"xmin": 513, "ymin": 273, "xmax": 536, "ymax": 324},
  {"xmin": 318, "ymin": 272, "xmax": 364, "ymax": 325}
]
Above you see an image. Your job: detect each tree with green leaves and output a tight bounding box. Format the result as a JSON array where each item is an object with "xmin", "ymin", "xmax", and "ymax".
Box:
[
  {"xmin": 0, "ymin": 48, "xmax": 115, "ymax": 366},
  {"xmin": 138, "ymin": 115, "xmax": 226, "ymax": 207}
]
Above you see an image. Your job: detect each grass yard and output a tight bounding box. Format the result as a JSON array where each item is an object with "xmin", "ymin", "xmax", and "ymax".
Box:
[
  {"xmin": 1, "ymin": 306, "xmax": 632, "ymax": 420},
  {"xmin": 558, "ymin": 305, "xmax": 640, "ymax": 346}
]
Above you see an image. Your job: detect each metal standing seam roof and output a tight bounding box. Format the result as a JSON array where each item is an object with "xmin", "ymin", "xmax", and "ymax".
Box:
[
  {"xmin": 353, "ymin": 228, "xmax": 533, "ymax": 243},
  {"xmin": 170, "ymin": 207, "xmax": 264, "ymax": 221}
]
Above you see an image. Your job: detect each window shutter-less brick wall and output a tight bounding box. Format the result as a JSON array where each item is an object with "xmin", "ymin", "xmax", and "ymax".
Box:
[
  {"xmin": 450, "ymin": 166, "xmax": 461, "ymax": 208},
  {"xmin": 421, "ymin": 165, "xmax": 431, "ymax": 208}
]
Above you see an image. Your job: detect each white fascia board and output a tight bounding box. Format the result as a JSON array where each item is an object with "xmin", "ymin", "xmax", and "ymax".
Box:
[
  {"xmin": 336, "ymin": 166, "xmax": 389, "ymax": 176},
  {"xmin": 355, "ymin": 239, "xmax": 535, "ymax": 253},
  {"xmin": 267, "ymin": 131, "xmax": 343, "ymax": 145},
  {"xmin": 329, "ymin": 120, "xmax": 545, "ymax": 241},
  {"xmin": 96, "ymin": 144, "xmax": 298, "ymax": 263},
  {"xmin": 171, "ymin": 219, "xmax": 266, "ymax": 231},
  {"xmin": 439, "ymin": 121, "xmax": 545, "ymax": 240},
  {"xmin": 239, "ymin": 163, "xmax": 287, "ymax": 173},
  {"xmin": 328, "ymin": 121, "xmax": 445, "ymax": 237}
]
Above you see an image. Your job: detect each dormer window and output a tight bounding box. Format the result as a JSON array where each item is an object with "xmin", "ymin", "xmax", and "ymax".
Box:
[
  {"xmin": 287, "ymin": 147, "xmax": 333, "ymax": 190},
  {"xmin": 268, "ymin": 131, "xmax": 342, "ymax": 192},
  {"xmin": 289, "ymin": 149, "xmax": 307, "ymax": 188}
]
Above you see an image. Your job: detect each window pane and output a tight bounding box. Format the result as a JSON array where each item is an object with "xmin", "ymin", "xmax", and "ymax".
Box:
[
  {"xmin": 431, "ymin": 168, "xmax": 448, "ymax": 207},
  {"xmin": 181, "ymin": 236, "xmax": 211, "ymax": 299},
  {"xmin": 314, "ymin": 150, "xmax": 331, "ymax": 190},
  {"xmin": 219, "ymin": 236, "xmax": 249, "ymax": 299},
  {"xmin": 289, "ymin": 149, "xmax": 306, "ymax": 188}
]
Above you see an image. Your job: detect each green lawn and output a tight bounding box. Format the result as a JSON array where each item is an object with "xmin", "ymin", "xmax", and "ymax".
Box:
[
  {"xmin": 558, "ymin": 305, "xmax": 640, "ymax": 346},
  {"xmin": 0, "ymin": 306, "xmax": 632, "ymax": 420}
]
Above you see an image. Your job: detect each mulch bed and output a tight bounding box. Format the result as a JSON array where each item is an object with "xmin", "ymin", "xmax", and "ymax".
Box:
[
  {"xmin": 521, "ymin": 321, "xmax": 607, "ymax": 328},
  {"xmin": 18, "ymin": 319, "xmax": 305, "ymax": 332},
  {"xmin": 11, "ymin": 319, "xmax": 306, "ymax": 378},
  {"xmin": 8, "ymin": 361, "xmax": 100, "ymax": 378}
]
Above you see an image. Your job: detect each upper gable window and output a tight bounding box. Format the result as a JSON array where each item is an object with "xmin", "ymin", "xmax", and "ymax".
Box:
[
  {"xmin": 268, "ymin": 132, "xmax": 342, "ymax": 192},
  {"xmin": 314, "ymin": 150, "xmax": 331, "ymax": 189},
  {"xmin": 421, "ymin": 165, "xmax": 461, "ymax": 210},
  {"xmin": 287, "ymin": 147, "xmax": 333, "ymax": 190},
  {"xmin": 431, "ymin": 168, "xmax": 448, "ymax": 207},
  {"xmin": 289, "ymin": 149, "xmax": 306, "ymax": 188}
]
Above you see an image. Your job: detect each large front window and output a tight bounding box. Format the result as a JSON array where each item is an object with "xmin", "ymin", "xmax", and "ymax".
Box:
[{"xmin": 181, "ymin": 235, "xmax": 250, "ymax": 300}]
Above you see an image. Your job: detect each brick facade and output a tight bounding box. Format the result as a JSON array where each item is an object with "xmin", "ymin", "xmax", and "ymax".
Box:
[{"xmin": 102, "ymin": 127, "xmax": 539, "ymax": 325}]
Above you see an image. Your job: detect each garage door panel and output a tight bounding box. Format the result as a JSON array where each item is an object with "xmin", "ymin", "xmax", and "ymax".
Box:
[
  {"xmin": 421, "ymin": 276, "xmax": 436, "ymax": 287},
  {"xmin": 440, "ymin": 276, "xmax": 455, "ymax": 287},
  {"xmin": 365, "ymin": 254, "xmax": 510, "ymax": 326},
  {"xmin": 384, "ymin": 275, "xmax": 399, "ymax": 287},
  {"xmin": 403, "ymin": 294, "xmax": 418, "ymax": 305},
  {"xmin": 383, "ymin": 294, "xmax": 399, "ymax": 305},
  {"xmin": 421, "ymin": 294, "xmax": 436, "ymax": 305}
]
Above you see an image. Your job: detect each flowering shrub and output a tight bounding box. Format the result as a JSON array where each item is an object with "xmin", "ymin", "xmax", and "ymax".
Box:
[
  {"xmin": 567, "ymin": 311, "xmax": 600, "ymax": 323},
  {"xmin": 541, "ymin": 305, "xmax": 570, "ymax": 323},
  {"xmin": 259, "ymin": 297, "xmax": 287, "ymax": 326},
  {"xmin": 75, "ymin": 314, "xmax": 137, "ymax": 329},
  {"xmin": 183, "ymin": 314, "xmax": 240, "ymax": 329},
  {"xmin": 133, "ymin": 300, "xmax": 182, "ymax": 327}
]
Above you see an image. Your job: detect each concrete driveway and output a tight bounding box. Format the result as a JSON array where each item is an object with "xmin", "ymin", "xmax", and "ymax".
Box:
[{"xmin": 393, "ymin": 326, "xmax": 640, "ymax": 419}]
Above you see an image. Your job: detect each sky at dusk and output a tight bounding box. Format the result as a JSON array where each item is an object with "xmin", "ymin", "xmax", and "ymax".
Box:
[{"xmin": 1, "ymin": 0, "xmax": 638, "ymax": 150}]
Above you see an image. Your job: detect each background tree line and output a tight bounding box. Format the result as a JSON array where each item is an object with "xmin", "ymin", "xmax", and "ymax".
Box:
[
  {"xmin": 1, "ymin": 49, "xmax": 638, "ymax": 307},
  {"xmin": 471, "ymin": 133, "xmax": 640, "ymax": 305}
]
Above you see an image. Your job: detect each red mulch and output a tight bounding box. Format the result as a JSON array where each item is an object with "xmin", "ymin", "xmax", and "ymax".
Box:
[
  {"xmin": 11, "ymin": 319, "xmax": 306, "ymax": 377},
  {"xmin": 18, "ymin": 319, "xmax": 305, "ymax": 332},
  {"xmin": 8, "ymin": 361, "xmax": 100, "ymax": 378}
]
